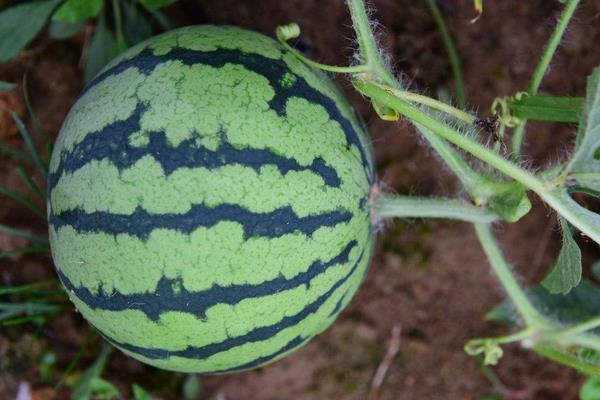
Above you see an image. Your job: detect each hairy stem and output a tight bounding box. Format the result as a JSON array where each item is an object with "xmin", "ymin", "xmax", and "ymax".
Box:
[
  {"xmin": 355, "ymin": 80, "xmax": 600, "ymax": 244},
  {"xmin": 346, "ymin": 0, "xmax": 399, "ymax": 88},
  {"xmin": 375, "ymin": 194, "xmax": 497, "ymax": 223},
  {"xmin": 511, "ymin": 0, "xmax": 581, "ymax": 156},
  {"xmin": 384, "ymin": 88, "xmax": 475, "ymax": 124},
  {"xmin": 474, "ymin": 224, "xmax": 549, "ymax": 328}
]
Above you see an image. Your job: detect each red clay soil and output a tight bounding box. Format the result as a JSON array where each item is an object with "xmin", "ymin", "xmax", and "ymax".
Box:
[{"xmin": 1, "ymin": 1, "xmax": 600, "ymax": 399}]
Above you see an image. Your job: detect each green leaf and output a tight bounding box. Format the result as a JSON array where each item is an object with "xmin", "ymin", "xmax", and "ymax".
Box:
[
  {"xmin": 0, "ymin": 81, "xmax": 16, "ymax": 92},
  {"xmin": 488, "ymin": 279, "xmax": 600, "ymax": 328},
  {"xmin": 90, "ymin": 377, "xmax": 120, "ymax": 399},
  {"xmin": 508, "ymin": 95, "xmax": 583, "ymax": 123},
  {"xmin": 486, "ymin": 181, "xmax": 532, "ymax": 223},
  {"xmin": 542, "ymin": 217, "xmax": 582, "ymax": 295},
  {"xmin": 122, "ymin": 0, "xmax": 153, "ymax": 46},
  {"xmin": 0, "ymin": 0, "xmax": 63, "ymax": 62},
  {"xmin": 568, "ymin": 159, "xmax": 600, "ymax": 196},
  {"xmin": 52, "ymin": 0, "xmax": 103, "ymax": 22},
  {"xmin": 149, "ymin": 8, "xmax": 175, "ymax": 31},
  {"xmin": 593, "ymin": 261, "xmax": 600, "ymax": 281},
  {"xmin": 534, "ymin": 343, "xmax": 600, "ymax": 378},
  {"xmin": 581, "ymin": 377, "xmax": 600, "ymax": 400},
  {"xmin": 132, "ymin": 384, "xmax": 152, "ymax": 400},
  {"xmin": 49, "ymin": 20, "xmax": 84, "ymax": 39},
  {"xmin": 72, "ymin": 345, "xmax": 113, "ymax": 400},
  {"xmin": 182, "ymin": 374, "xmax": 202, "ymax": 400},
  {"xmin": 137, "ymin": 0, "xmax": 177, "ymax": 11},
  {"xmin": 570, "ymin": 66, "xmax": 600, "ymax": 167},
  {"xmin": 84, "ymin": 8, "xmax": 117, "ymax": 83}
]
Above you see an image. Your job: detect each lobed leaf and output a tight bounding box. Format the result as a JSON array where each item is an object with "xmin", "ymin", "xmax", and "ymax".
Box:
[
  {"xmin": 542, "ymin": 217, "xmax": 582, "ymax": 295},
  {"xmin": 52, "ymin": 0, "xmax": 103, "ymax": 23},
  {"xmin": 0, "ymin": 0, "xmax": 63, "ymax": 62}
]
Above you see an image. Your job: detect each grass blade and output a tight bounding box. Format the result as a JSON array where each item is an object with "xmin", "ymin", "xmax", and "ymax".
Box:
[
  {"xmin": 0, "ymin": 279, "xmax": 57, "ymax": 295},
  {"xmin": 0, "ymin": 142, "xmax": 33, "ymax": 164},
  {"xmin": 22, "ymin": 75, "xmax": 48, "ymax": 142},
  {"xmin": 11, "ymin": 112, "xmax": 48, "ymax": 177},
  {"xmin": 0, "ymin": 224, "xmax": 48, "ymax": 244},
  {"xmin": 0, "ymin": 184, "xmax": 45, "ymax": 218},
  {"xmin": 0, "ymin": 81, "xmax": 16, "ymax": 92},
  {"xmin": 425, "ymin": 0, "xmax": 468, "ymax": 108},
  {"xmin": 0, "ymin": 245, "xmax": 49, "ymax": 260},
  {"xmin": 16, "ymin": 166, "xmax": 46, "ymax": 201}
]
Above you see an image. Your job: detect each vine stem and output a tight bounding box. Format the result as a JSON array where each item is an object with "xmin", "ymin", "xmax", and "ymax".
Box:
[
  {"xmin": 346, "ymin": 0, "xmax": 399, "ymax": 88},
  {"xmin": 474, "ymin": 224, "xmax": 549, "ymax": 328},
  {"xmin": 382, "ymin": 87, "xmax": 475, "ymax": 124},
  {"xmin": 555, "ymin": 317, "xmax": 600, "ymax": 337},
  {"xmin": 511, "ymin": 0, "xmax": 581, "ymax": 156},
  {"xmin": 374, "ymin": 194, "xmax": 497, "ymax": 223},
  {"xmin": 353, "ymin": 80, "xmax": 600, "ymax": 244},
  {"xmin": 425, "ymin": 0, "xmax": 467, "ymax": 108}
]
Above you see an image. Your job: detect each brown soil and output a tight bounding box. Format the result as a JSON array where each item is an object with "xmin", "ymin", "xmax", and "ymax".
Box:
[{"xmin": 1, "ymin": 0, "xmax": 600, "ymax": 399}]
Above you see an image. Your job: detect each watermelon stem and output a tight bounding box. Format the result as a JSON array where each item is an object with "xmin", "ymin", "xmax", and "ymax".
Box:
[{"xmin": 373, "ymin": 193, "xmax": 497, "ymax": 224}]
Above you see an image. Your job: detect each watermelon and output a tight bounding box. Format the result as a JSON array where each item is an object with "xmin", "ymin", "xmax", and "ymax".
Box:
[{"xmin": 48, "ymin": 25, "xmax": 375, "ymax": 373}]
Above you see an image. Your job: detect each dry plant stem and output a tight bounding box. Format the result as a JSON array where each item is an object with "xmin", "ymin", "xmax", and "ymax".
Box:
[
  {"xmin": 511, "ymin": 0, "xmax": 581, "ymax": 156},
  {"xmin": 368, "ymin": 324, "xmax": 402, "ymax": 400}
]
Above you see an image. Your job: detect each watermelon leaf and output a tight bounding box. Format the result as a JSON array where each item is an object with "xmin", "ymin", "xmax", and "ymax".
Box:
[
  {"xmin": 0, "ymin": 0, "xmax": 63, "ymax": 63},
  {"xmin": 542, "ymin": 216, "xmax": 582, "ymax": 295}
]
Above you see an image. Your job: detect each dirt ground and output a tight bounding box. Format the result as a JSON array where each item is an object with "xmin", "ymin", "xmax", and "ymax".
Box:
[{"xmin": 2, "ymin": 0, "xmax": 600, "ymax": 399}]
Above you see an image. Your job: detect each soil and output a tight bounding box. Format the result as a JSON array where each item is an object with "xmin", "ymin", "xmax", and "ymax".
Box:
[{"xmin": 1, "ymin": 0, "xmax": 600, "ymax": 399}]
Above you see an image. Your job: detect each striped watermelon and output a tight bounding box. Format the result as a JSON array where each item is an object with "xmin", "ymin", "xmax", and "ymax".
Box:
[{"xmin": 48, "ymin": 25, "xmax": 375, "ymax": 373}]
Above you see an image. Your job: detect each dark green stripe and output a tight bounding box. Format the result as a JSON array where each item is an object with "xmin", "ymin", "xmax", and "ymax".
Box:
[
  {"xmin": 57, "ymin": 240, "xmax": 358, "ymax": 320},
  {"xmin": 49, "ymin": 102, "xmax": 341, "ymax": 195},
  {"xmin": 49, "ymin": 203, "xmax": 352, "ymax": 240},
  {"xmin": 81, "ymin": 45, "xmax": 374, "ymax": 183},
  {"xmin": 97, "ymin": 246, "xmax": 367, "ymax": 361}
]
